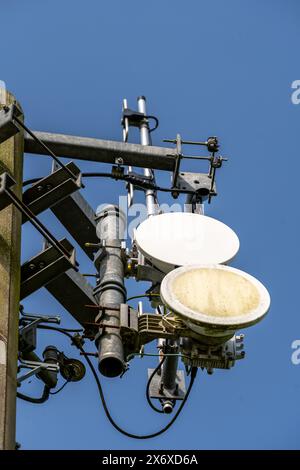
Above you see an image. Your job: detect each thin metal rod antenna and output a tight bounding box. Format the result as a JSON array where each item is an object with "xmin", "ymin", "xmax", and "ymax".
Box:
[
  {"xmin": 137, "ymin": 96, "xmax": 158, "ymax": 217},
  {"xmin": 122, "ymin": 99, "xmax": 134, "ymax": 208},
  {"xmin": 137, "ymin": 97, "xmax": 167, "ymax": 412}
]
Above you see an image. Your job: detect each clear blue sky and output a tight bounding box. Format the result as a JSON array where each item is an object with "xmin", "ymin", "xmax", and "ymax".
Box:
[{"xmin": 1, "ymin": 0, "xmax": 299, "ymax": 450}]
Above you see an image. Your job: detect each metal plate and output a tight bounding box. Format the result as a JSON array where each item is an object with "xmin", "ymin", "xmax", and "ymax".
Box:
[
  {"xmin": 147, "ymin": 369, "xmax": 186, "ymax": 400},
  {"xmin": 177, "ymin": 171, "xmax": 216, "ymax": 197},
  {"xmin": 22, "ymin": 161, "xmax": 81, "ymax": 221},
  {"xmin": 20, "ymin": 238, "xmax": 76, "ymax": 299},
  {"xmin": 134, "ymin": 212, "xmax": 240, "ymax": 273}
]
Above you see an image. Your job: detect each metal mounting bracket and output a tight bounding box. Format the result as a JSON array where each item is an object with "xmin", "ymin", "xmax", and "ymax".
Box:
[
  {"xmin": 19, "ymin": 313, "xmax": 60, "ymax": 354},
  {"xmin": 147, "ymin": 368, "xmax": 186, "ymax": 401},
  {"xmin": 17, "ymin": 358, "xmax": 60, "ymax": 385},
  {"xmin": 176, "ymin": 171, "xmax": 216, "ymax": 200},
  {"xmin": 22, "ymin": 161, "xmax": 82, "ymax": 221},
  {"xmin": 135, "ymin": 251, "xmax": 165, "ymax": 284},
  {"xmin": 20, "ymin": 238, "xmax": 76, "ymax": 299},
  {"xmin": 0, "ymin": 103, "xmax": 22, "ymax": 144},
  {"xmin": 45, "ymin": 269, "xmax": 98, "ymax": 325},
  {"xmin": 0, "ymin": 171, "xmax": 79, "ymax": 269},
  {"xmin": 50, "ymin": 187, "xmax": 98, "ymax": 260}
]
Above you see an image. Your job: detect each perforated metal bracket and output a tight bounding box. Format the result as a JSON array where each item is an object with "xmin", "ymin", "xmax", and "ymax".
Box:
[
  {"xmin": 176, "ymin": 172, "xmax": 216, "ymax": 200},
  {"xmin": 20, "ymin": 238, "xmax": 76, "ymax": 299},
  {"xmin": 22, "ymin": 161, "xmax": 82, "ymax": 221}
]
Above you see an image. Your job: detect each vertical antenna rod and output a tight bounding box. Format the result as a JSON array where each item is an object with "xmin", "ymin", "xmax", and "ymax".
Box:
[
  {"xmin": 122, "ymin": 99, "xmax": 134, "ymax": 208},
  {"xmin": 137, "ymin": 96, "xmax": 158, "ymax": 217}
]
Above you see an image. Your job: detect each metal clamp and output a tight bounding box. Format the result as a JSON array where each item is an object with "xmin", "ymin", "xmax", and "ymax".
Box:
[
  {"xmin": 163, "ymin": 134, "xmax": 227, "ymax": 202},
  {"xmin": 19, "ymin": 312, "xmax": 60, "ymax": 354}
]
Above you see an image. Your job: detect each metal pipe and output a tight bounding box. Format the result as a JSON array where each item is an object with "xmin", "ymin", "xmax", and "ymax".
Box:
[
  {"xmin": 94, "ymin": 205, "xmax": 126, "ymax": 378},
  {"xmin": 162, "ymin": 341, "xmax": 179, "ymax": 390},
  {"xmin": 161, "ymin": 340, "xmax": 180, "ymax": 413},
  {"xmin": 137, "ymin": 96, "xmax": 158, "ymax": 217},
  {"xmin": 24, "ymin": 131, "xmax": 176, "ymax": 172}
]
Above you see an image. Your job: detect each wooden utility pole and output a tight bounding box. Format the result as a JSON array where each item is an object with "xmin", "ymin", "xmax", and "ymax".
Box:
[{"xmin": 0, "ymin": 90, "xmax": 23, "ymax": 450}]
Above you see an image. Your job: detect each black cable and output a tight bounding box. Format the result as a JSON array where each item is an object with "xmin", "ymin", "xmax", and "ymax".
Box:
[
  {"xmin": 23, "ymin": 171, "xmax": 196, "ymax": 195},
  {"xmin": 49, "ymin": 379, "xmax": 70, "ymax": 395},
  {"xmin": 81, "ymin": 172, "xmax": 196, "ymax": 195},
  {"xmin": 82, "ymin": 172, "xmax": 112, "ymax": 178},
  {"xmin": 146, "ymin": 115, "xmax": 159, "ymax": 133},
  {"xmin": 37, "ymin": 324, "xmax": 198, "ymax": 440},
  {"xmin": 17, "ymin": 385, "xmax": 50, "ymax": 404},
  {"xmin": 54, "ymin": 327, "xmax": 83, "ymax": 333},
  {"xmin": 90, "ymin": 357, "xmax": 198, "ymax": 440},
  {"xmin": 146, "ymin": 356, "xmax": 166, "ymax": 413}
]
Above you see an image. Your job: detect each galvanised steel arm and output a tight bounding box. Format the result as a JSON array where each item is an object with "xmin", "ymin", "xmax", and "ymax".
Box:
[{"xmin": 24, "ymin": 131, "xmax": 177, "ymax": 172}]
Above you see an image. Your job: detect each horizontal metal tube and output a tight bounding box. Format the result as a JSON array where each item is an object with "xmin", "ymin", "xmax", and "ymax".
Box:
[{"xmin": 24, "ymin": 131, "xmax": 176, "ymax": 172}]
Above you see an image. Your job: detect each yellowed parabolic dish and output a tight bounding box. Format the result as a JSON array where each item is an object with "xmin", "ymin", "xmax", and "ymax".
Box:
[{"xmin": 160, "ymin": 264, "xmax": 270, "ymax": 331}]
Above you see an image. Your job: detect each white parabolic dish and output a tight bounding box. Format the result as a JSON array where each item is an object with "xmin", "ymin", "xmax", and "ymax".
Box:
[
  {"xmin": 134, "ymin": 212, "xmax": 240, "ymax": 273},
  {"xmin": 160, "ymin": 264, "xmax": 271, "ymax": 334}
]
